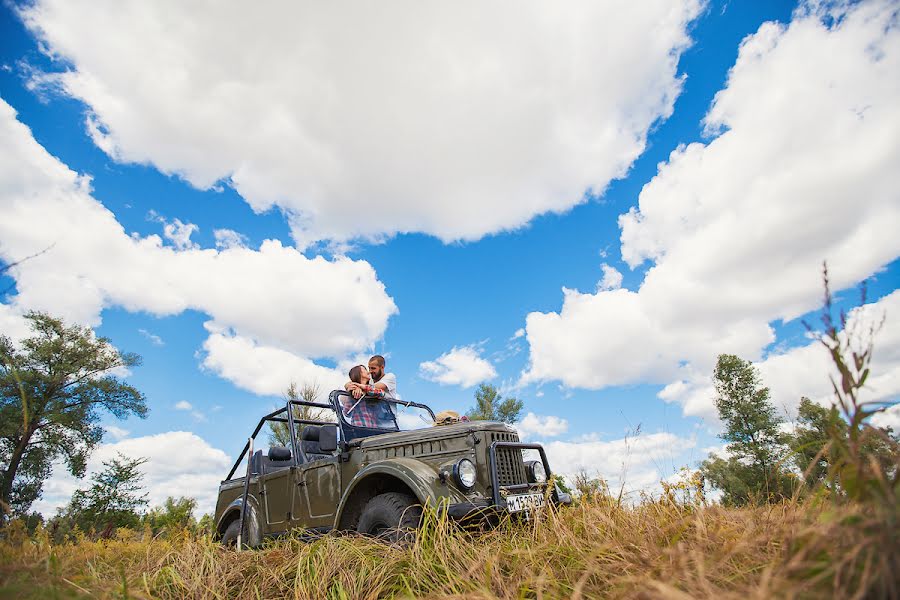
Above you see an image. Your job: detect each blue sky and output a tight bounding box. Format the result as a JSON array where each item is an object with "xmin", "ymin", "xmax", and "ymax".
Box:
[{"xmin": 1, "ymin": 0, "xmax": 898, "ymax": 514}]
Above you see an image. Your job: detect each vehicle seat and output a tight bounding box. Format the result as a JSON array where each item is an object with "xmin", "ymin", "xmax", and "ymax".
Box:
[
  {"xmin": 251, "ymin": 448, "xmax": 292, "ymax": 475},
  {"xmin": 301, "ymin": 426, "xmax": 330, "ymax": 461}
]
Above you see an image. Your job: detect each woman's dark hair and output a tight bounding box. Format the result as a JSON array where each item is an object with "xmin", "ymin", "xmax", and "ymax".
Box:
[{"xmin": 349, "ymin": 365, "xmax": 365, "ymax": 384}]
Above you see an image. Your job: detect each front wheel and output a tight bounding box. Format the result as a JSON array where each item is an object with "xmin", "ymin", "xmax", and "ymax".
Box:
[{"xmin": 356, "ymin": 492, "xmax": 422, "ymax": 542}]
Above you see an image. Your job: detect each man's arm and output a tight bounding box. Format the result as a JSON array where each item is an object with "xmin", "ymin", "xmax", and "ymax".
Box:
[{"xmin": 372, "ymin": 373, "xmax": 397, "ymax": 396}]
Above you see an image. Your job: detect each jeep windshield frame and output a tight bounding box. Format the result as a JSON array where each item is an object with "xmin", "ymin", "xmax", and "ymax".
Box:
[{"xmin": 330, "ymin": 389, "xmax": 436, "ymax": 441}]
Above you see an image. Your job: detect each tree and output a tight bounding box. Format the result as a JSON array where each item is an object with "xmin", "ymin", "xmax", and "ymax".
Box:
[
  {"xmin": 788, "ymin": 397, "xmax": 844, "ymax": 486},
  {"xmin": 466, "ymin": 383, "xmax": 523, "ymax": 424},
  {"xmin": 699, "ymin": 354, "xmax": 795, "ymax": 505},
  {"xmin": 55, "ymin": 453, "xmax": 148, "ymax": 535},
  {"xmin": 268, "ymin": 381, "xmax": 333, "ymax": 447},
  {"xmin": 0, "ymin": 312, "xmax": 147, "ymax": 517},
  {"xmin": 144, "ymin": 496, "xmax": 197, "ymax": 533}
]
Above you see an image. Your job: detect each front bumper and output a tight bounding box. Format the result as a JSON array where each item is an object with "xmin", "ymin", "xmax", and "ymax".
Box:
[
  {"xmin": 447, "ymin": 440, "xmax": 573, "ymax": 522},
  {"xmin": 446, "ymin": 486, "xmax": 572, "ymax": 523}
]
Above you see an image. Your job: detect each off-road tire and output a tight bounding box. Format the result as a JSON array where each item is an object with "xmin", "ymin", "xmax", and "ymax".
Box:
[
  {"xmin": 356, "ymin": 492, "xmax": 422, "ymax": 542},
  {"xmin": 221, "ymin": 519, "xmax": 241, "ymax": 547}
]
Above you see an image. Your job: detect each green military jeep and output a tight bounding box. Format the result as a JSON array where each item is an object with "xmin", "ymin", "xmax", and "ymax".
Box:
[{"xmin": 214, "ymin": 390, "xmax": 571, "ymax": 545}]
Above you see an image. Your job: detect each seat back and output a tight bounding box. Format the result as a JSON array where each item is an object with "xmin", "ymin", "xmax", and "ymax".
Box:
[{"xmin": 300, "ymin": 425, "xmax": 330, "ymax": 461}]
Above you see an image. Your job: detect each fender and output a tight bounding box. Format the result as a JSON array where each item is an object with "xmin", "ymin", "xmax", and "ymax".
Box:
[
  {"xmin": 334, "ymin": 457, "xmax": 467, "ymax": 528},
  {"xmin": 215, "ymin": 495, "xmax": 263, "ymax": 546}
]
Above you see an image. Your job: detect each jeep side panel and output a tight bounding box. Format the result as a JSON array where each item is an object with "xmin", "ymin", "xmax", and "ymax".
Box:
[
  {"xmin": 261, "ymin": 468, "xmax": 293, "ymax": 531},
  {"xmin": 296, "ymin": 456, "xmax": 342, "ymax": 529}
]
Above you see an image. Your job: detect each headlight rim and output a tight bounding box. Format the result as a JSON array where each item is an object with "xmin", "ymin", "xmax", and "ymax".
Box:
[
  {"xmin": 453, "ymin": 458, "xmax": 477, "ymax": 490},
  {"xmin": 526, "ymin": 460, "xmax": 547, "ymax": 484}
]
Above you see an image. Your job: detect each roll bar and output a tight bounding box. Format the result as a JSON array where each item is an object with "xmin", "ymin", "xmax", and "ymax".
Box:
[{"xmin": 223, "ymin": 392, "xmax": 437, "ymax": 481}]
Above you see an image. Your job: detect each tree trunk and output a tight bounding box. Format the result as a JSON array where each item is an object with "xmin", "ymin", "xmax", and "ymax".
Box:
[{"xmin": 0, "ymin": 422, "xmax": 36, "ymax": 518}]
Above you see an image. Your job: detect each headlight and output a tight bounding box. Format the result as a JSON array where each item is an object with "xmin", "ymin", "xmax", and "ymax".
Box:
[
  {"xmin": 454, "ymin": 458, "xmax": 477, "ymax": 490},
  {"xmin": 527, "ymin": 460, "xmax": 547, "ymax": 483}
]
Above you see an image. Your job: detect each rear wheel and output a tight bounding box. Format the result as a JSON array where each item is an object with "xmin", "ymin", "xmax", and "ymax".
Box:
[
  {"xmin": 220, "ymin": 505, "xmax": 261, "ymax": 549},
  {"xmin": 221, "ymin": 519, "xmax": 241, "ymax": 547},
  {"xmin": 356, "ymin": 492, "xmax": 422, "ymax": 542}
]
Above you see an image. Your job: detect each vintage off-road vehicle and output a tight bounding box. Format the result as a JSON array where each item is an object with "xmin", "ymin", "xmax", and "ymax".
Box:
[{"xmin": 214, "ymin": 390, "xmax": 571, "ymax": 545}]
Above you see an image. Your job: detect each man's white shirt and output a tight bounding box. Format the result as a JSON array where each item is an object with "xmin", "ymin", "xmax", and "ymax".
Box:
[{"xmin": 370, "ymin": 372, "xmax": 399, "ymax": 400}]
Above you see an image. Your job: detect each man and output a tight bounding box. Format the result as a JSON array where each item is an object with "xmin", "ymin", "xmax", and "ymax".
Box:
[{"xmin": 346, "ymin": 355, "xmax": 399, "ymax": 400}]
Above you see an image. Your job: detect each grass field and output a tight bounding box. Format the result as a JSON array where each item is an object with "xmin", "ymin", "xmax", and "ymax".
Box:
[{"xmin": 1, "ymin": 493, "xmax": 896, "ymax": 600}]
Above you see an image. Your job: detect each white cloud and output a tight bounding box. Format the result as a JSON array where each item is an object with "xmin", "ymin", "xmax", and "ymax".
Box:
[
  {"xmin": 512, "ymin": 328, "xmax": 525, "ymax": 340},
  {"xmin": 0, "ymin": 303, "xmax": 31, "ymax": 342},
  {"xmin": 32, "ymin": 431, "xmax": 230, "ymax": 517},
  {"xmin": 419, "ymin": 345, "xmax": 497, "ymax": 388},
  {"xmin": 201, "ymin": 330, "xmax": 347, "ymax": 397},
  {"xmin": 871, "ymin": 403, "xmax": 900, "ymax": 432},
  {"xmin": 174, "ymin": 400, "xmax": 193, "ymax": 411},
  {"xmin": 598, "ymin": 263, "xmax": 623, "ymax": 291},
  {"xmin": 213, "ymin": 228, "xmax": 248, "ymax": 250},
  {"xmin": 544, "ymin": 431, "xmax": 695, "ymax": 495},
  {"xmin": 138, "ymin": 328, "xmax": 164, "ymax": 346},
  {"xmin": 19, "ymin": 0, "xmax": 701, "ymax": 248},
  {"xmin": 515, "ymin": 412, "xmax": 569, "ymax": 440},
  {"xmin": 0, "ymin": 98, "xmax": 397, "ymax": 392},
  {"xmin": 523, "ymin": 1, "xmax": 900, "ymax": 397},
  {"xmin": 661, "ymin": 290, "xmax": 900, "ymax": 422},
  {"xmin": 149, "ymin": 212, "xmax": 199, "ymax": 251},
  {"xmin": 102, "ymin": 424, "xmax": 129, "ymax": 441}
]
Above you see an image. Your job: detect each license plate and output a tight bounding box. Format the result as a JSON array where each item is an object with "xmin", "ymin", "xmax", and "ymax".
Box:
[{"xmin": 505, "ymin": 492, "xmax": 545, "ymax": 513}]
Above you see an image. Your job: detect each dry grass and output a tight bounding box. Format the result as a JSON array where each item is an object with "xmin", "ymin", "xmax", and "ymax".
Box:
[{"xmin": 1, "ymin": 496, "xmax": 896, "ymax": 599}]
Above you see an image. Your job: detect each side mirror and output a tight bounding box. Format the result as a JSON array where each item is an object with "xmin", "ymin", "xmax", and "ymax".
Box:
[{"xmin": 319, "ymin": 424, "xmax": 338, "ymax": 452}]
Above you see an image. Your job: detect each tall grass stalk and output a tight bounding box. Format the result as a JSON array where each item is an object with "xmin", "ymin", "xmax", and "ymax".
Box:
[{"xmin": 1, "ymin": 498, "xmax": 894, "ymax": 599}]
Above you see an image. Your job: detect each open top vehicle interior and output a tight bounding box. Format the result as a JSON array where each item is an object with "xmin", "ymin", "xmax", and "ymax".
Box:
[{"xmin": 223, "ymin": 390, "xmax": 438, "ymax": 481}]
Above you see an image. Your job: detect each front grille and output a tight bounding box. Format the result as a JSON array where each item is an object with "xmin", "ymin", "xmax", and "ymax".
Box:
[{"xmin": 490, "ymin": 432, "xmax": 528, "ymax": 487}]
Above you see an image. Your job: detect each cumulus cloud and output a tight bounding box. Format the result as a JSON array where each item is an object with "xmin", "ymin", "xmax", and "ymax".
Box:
[
  {"xmin": 661, "ymin": 290, "xmax": 900, "ymax": 422},
  {"xmin": 598, "ymin": 264, "xmax": 623, "ymax": 291},
  {"xmin": 515, "ymin": 412, "xmax": 569, "ymax": 440},
  {"xmin": 0, "ymin": 303, "xmax": 31, "ymax": 342},
  {"xmin": 213, "ymin": 228, "xmax": 248, "ymax": 250},
  {"xmin": 543, "ymin": 431, "xmax": 695, "ymax": 494},
  {"xmin": 32, "ymin": 431, "xmax": 230, "ymax": 517},
  {"xmin": 19, "ymin": 0, "xmax": 701, "ymax": 248},
  {"xmin": 871, "ymin": 404, "xmax": 900, "ymax": 432},
  {"xmin": 0, "ymin": 98, "xmax": 397, "ymax": 391},
  {"xmin": 149, "ymin": 212, "xmax": 199, "ymax": 251},
  {"xmin": 419, "ymin": 345, "xmax": 497, "ymax": 388},
  {"xmin": 174, "ymin": 401, "xmax": 193, "ymax": 411},
  {"xmin": 102, "ymin": 424, "xmax": 130, "ymax": 441},
  {"xmin": 200, "ymin": 329, "xmax": 347, "ymax": 396},
  {"xmin": 523, "ymin": 1, "xmax": 900, "ymax": 397}
]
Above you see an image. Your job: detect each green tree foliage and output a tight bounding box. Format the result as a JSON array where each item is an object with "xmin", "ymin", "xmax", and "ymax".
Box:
[
  {"xmin": 143, "ymin": 496, "xmax": 197, "ymax": 533},
  {"xmin": 788, "ymin": 397, "xmax": 844, "ymax": 486},
  {"xmin": 53, "ymin": 453, "xmax": 148, "ymax": 535},
  {"xmin": 466, "ymin": 384, "xmax": 523, "ymax": 424},
  {"xmin": 268, "ymin": 381, "xmax": 334, "ymax": 448},
  {"xmin": 0, "ymin": 313, "xmax": 147, "ymax": 517},
  {"xmin": 700, "ymin": 354, "xmax": 795, "ymax": 505}
]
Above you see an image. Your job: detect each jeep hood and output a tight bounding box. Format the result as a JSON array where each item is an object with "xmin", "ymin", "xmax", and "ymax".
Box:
[{"xmin": 354, "ymin": 420, "xmax": 517, "ymax": 449}]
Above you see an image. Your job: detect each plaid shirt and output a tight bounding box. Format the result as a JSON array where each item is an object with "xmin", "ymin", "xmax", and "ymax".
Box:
[{"xmin": 341, "ymin": 387, "xmax": 386, "ymax": 428}]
